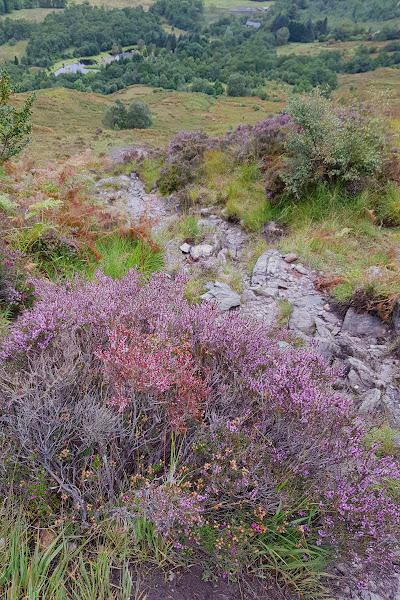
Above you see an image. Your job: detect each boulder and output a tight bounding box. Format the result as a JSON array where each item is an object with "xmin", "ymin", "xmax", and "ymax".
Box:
[
  {"xmin": 251, "ymin": 249, "xmax": 282, "ymax": 286},
  {"xmin": 180, "ymin": 242, "xmax": 191, "ymax": 253},
  {"xmin": 296, "ymin": 294, "xmax": 325, "ymax": 310},
  {"xmin": 284, "ymin": 253, "xmax": 298, "ymax": 263},
  {"xmin": 200, "ymin": 281, "xmax": 241, "ymax": 312},
  {"xmin": 358, "ymin": 388, "xmax": 381, "ymax": 417},
  {"xmin": 217, "ymin": 248, "xmax": 228, "ymax": 265},
  {"xmin": 347, "ymin": 357, "xmax": 376, "ymax": 389},
  {"xmin": 241, "ymin": 289, "xmax": 258, "ymax": 303},
  {"xmin": 342, "ymin": 308, "xmax": 388, "ymax": 339},
  {"xmin": 259, "ymin": 285, "xmax": 279, "ymax": 299},
  {"xmin": 289, "ymin": 307, "xmax": 316, "ymax": 336},
  {"xmin": 190, "ymin": 244, "xmax": 213, "ymax": 260}
]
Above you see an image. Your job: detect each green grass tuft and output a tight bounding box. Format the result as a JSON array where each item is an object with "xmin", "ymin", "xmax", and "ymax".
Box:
[{"xmin": 91, "ymin": 235, "xmax": 163, "ymax": 279}]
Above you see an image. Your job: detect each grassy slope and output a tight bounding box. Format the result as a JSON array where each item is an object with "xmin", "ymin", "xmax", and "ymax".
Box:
[
  {"xmin": 0, "ymin": 39, "xmax": 27, "ymax": 62},
  {"xmin": 0, "ymin": 7, "xmax": 58, "ymax": 21},
  {"xmin": 334, "ymin": 67, "xmax": 400, "ymax": 123},
  {"xmin": 15, "ymin": 85, "xmax": 285, "ymax": 162},
  {"xmin": 277, "ymin": 40, "xmax": 391, "ymax": 57},
  {"xmin": 16, "ymin": 66, "xmax": 399, "ymax": 163},
  {"xmin": 0, "ymin": 0, "xmax": 269, "ymax": 21}
]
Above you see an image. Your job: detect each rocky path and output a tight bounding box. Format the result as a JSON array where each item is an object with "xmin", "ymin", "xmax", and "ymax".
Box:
[
  {"xmin": 94, "ymin": 173, "xmax": 171, "ymax": 227},
  {"xmin": 93, "ymin": 165, "xmax": 400, "ymax": 428},
  {"xmin": 94, "ymin": 160, "xmax": 400, "ymax": 600}
]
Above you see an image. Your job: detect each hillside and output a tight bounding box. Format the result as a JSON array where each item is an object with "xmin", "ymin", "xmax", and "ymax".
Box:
[{"xmin": 0, "ymin": 0, "xmax": 400, "ymax": 598}]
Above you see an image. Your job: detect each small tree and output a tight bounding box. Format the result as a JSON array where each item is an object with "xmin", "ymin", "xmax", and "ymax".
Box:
[
  {"xmin": 110, "ymin": 42, "xmax": 119, "ymax": 56},
  {"xmin": 276, "ymin": 26, "xmax": 290, "ymax": 46},
  {"xmin": 102, "ymin": 100, "xmax": 127, "ymax": 130},
  {"xmin": 126, "ymin": 101, "xmax": 153, "ymax": 129},
  {"xmin": 227, "ymin": 72, "xmax": 247, "ymax": 97},
  {"xmin": 281, "ymin": 89, "xmax": 391, "ymax": 197},
  {"xmin": 0, "ymin": 70, "xmax": 35, "ymax": 164}
]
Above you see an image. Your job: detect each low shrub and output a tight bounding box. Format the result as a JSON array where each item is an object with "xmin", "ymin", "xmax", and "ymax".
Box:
[
  {"xmin": 156, "ymin": 130, "xmax": 218, "ymax": 194},
  {"xmin": 103, "ymin": 100, "xmax": 153, "ymax": 130},
  {"xmin": 0, "ymin": 269, "xmax": 399, "ymax": 590},
  {"xmin": 279, "ymin": 89, "xmax": 393, "ymax": 198},
  {"xmin": 224, "ymin": 114, "xmax": 294, "ymax": 163}
]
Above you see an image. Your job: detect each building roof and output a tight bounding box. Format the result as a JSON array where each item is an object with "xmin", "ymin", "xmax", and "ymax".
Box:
[{"xmin": 246, "ymin": 20, "xmax": 261, "ymax": 28}]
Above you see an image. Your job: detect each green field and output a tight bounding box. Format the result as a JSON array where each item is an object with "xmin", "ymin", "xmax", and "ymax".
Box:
[
  {"xmin": 277, "ymin": 39, "xmax": 391, "ymax": 57},
  {"xmin": 0, "ymin": 7, "xmax": 58, "ymax": 22},
  {"xmin": 0, "ymin": 39, "xmax": 27, "ymax": 63}
]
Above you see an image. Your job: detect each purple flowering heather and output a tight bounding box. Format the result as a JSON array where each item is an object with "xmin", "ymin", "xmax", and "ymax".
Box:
[{"xmin": 0, "ymin": 269, "xmax": 399, "ymax": 583}]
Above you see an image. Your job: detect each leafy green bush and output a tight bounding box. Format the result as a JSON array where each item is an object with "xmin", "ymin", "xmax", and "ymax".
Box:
[
  {"xmin": 0, "ymin": 70, "xmax": 35, "ymax": 164},
  {"xmin": 102, "ymin": 100, "xmax": 127, "ymax": 130},
  {"xmin": 103, "ymin": 100, "xmax": 152, "ymax": 130},
  {"xmin": 126, "ymin": 101, "xmax": 153, "ymax": 129},
  {"xmin": 281, "ymin": 90, "xmax": 392, "ymax": 198}
]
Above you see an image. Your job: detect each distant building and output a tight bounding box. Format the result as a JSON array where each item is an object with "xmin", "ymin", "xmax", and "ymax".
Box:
[
  {"xmin": 246, "ymin": 20, "xmax": 261, "ymax": 29},
  {"xmin": 257, "ymin": 6, "xmax": 269, "ymax": 11}
]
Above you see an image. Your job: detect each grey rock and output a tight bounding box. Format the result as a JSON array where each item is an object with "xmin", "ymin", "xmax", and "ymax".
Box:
[
  {"xmin": 315, "ymin": 340, "xmax": 339, "ymax": 362},
  {"xmin": 296, "ymin": 294, "xmax": 325, "ymax": 310},
  {"xmin": 315, "ymin": 317, "xmax": 333, "ymax": 340},
  {"xmin": 210, "ymin": 233, "xmax": 222, "ymax": 253},
  {"xmin": 190, "ymin": 244, "xmax": 213, "ymax": 260},
  {"xmin": 392, "ymin": 435, "xmax": 400, "ymax": 448},
  {"xmin": 360, "ymin": 592, "xmax": 388, "ymax": 600},
  {"xmin": 342, "ymin": 308, "xmax": 388, "ymax": 339},
  {"xmin": 289, "ymin": 307, "xmax": 316, "ymax": 335},
  {"xmin": 278, "ymin": 341, "xmax": 290, "ymax": 349},
  {"xmin": 179, "ymin": 242, "xmax": 191, "ymax": 253},
  {"xmin": 365, "ymin": 265, "xmax": 392, "ymax": 281},
  {"xmin": 382, "ymin": 388, "xmax": 400, "ymax": 426},
  {"xmin": 347, "ymin": 357, "xmax": 376, "ymax": 388},
  {"xmin": 200, "ymin": 207, "xmax": 213, "ymax": 216},
  {"xmin": 260, "ymin": 286, "xmax": 279, "ymax": 299},
  {"xmin": 358, "ymin": 388, "xmax": 381, "ymax": 416},
  {"xmin": 251, "ymin": 250, "xmax": 282, "ymax": 286},
  {"xmin": 262, "ymin": 221, "xmax": 283, "ymax": 237},
  {"xmin": 294, "ymin": 264, "xmax": 308, "ymax": 275},
  {"xmin": 201, "ymin": 281, "xmax": 241, "ymax": 312},
  {"xmin": 347, "ymin": 368, "xmax": 362, "ymax": 391},
  {"xmin": 200, "ymin": 292, "xmax": 214, "ymax": 302},
  {"xmin": 241, "ymin": 289, "xmax": 258, "ymax": 303},
  {"xmin": 217, "ymin": 248, "xmax": 228, "ymax": 265},
  {"xmin": 392, "ymin": 298, "xmax": 400, "ymax": 332}
]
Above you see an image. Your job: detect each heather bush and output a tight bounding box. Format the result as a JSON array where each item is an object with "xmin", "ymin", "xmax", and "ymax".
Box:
[
  {"xmin": 224, "ymin": 114, "xmax": 294, "ymax": 163},
  {"xmin": 1, "ymin": 269, "xmax": 400, "ymax": 588},
  {"xmin": 279, "ymin": 90, "xmax": 392, "ymax": 198},
  {"xmin": 157, "ymin": 130, "xmax": 217, "ymax": 194}
]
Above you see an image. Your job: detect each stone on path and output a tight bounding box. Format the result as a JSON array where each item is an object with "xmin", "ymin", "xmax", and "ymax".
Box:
[
  {"xmin": 190, "ymin": 244, "xmax": 213, "ymax": 260},
  {"xmin": 201, "ymin": 281, "xmax": 241, "ymax": 312},
  {"xmin": 342, "ymin": 308, "xmax": 388, "ymax": 339}
]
